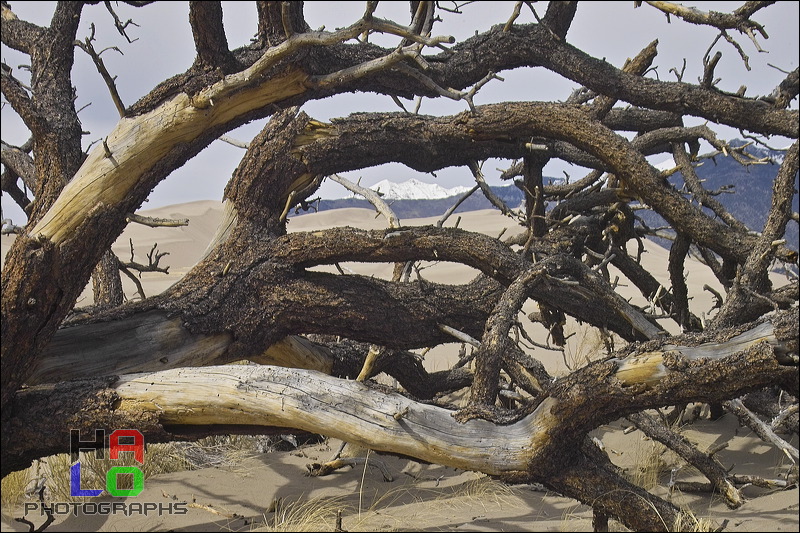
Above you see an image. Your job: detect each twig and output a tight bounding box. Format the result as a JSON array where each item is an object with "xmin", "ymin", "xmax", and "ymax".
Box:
[
  {"xmin": 329, "ymin": 174, "xmax": 400, "ymax": 229},
  {"xmin": 279, "ymin": 191, "xmax": 296, "ymax": 223},
  {"xmin": 75, "ymin": 23, "xmax": 127, "ymax": 117},
  {"xmin": 390, "ymin": 95, "xmax": 410, "ymax": 113},
  {"xmin": 702, "ymin": 284, "xmax": 724, "ymax": 310},
  {"xmin": 628, "ymin": 411, "xmax": 743, "ymax": 508},
  {"xmin": 306, "ymin": 456, "xmax": 393, "ymax": 481},
  {"xmin": 720, "ymin": 29, "xmax": 752, "ymax": 71},
  {"xmin": 190, "ymin": 13, "xmax": 454, "ymax": 109},
  {"xmin": 119, "ymin": 264, "xmax": 146, "ymax": 300},
  {"xmin": 468, "ymin": 161, "xmax": 525, "ymax": 222},
  {"xmin": 702, "ymin": 50, "xmax": 723, "ymax": 87},
  {"xmin": 503, "ymin": 2, "xmax": 524, "ymax": 32},
  {"xmin": 438, "ymin": 323, "xmax": 480, "ymax": 347},
  {"xmin": 392, "ymin": 63, "xmax": 501, "ymax": 114},
  {"xmin": 103, "ymin": 0, "xmax": 140, "ymax": 43},
  {"xmin": 187, "ymin": 502, "xmax": 238, "ymax": 518},
  {"xmin": 123, "ymin": 240, "xmax": 170, "ymax": 274},
  {"xmin": 452, "ymin": 346, "xmax": 478, "ymax": 370},
  {"xmin": 771, "ymin": 404, "xmax": 799, "ymax": 433},
  {"xmin": 217, "ymin": 135, "xmax": 249, "ymax": 149},
  {"xmin": 437, "ymin": 185, "xmax": 479, "ymax": 227},
  {"xmin": 14, "ymin": 482, "xmax": 54, "ymax": 533},
  {"xmin": 126, "ymin": 212, "xmax": 188, "ymax": 227},
  {"xmin": 673, "ymin": 473, "xmax": 797, "ymax": 493},
  {"xmin": 591, "ymin": 252, "xmax": 617, "ymax": 274},
  {"xmin": 327, "ymin": 440, "xmax": 348, "ymax": 462},
  {"xmin": 724, "ymin": 398, "xmax": 799, "ymax": 463},
  {"xmin": 1, "ymin": 219, "xmax": 23, "ymax": 235}
]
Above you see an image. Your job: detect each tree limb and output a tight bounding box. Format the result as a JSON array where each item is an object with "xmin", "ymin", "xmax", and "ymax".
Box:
[
  {"xmin": 75, "ymin": 24, "xmax": 127, "ymax": 118},
  {"xmin": 6, "ymin": 310, "xmax": 796, "ymax": 531},
  {"xmin": 189, "ymin": 1, "xmax": 236, "ymax": 71}
]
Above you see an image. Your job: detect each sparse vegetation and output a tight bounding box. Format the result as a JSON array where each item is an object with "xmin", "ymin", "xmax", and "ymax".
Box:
[
  {"xmin": 260, "ymin": 494, "xmax": 349, "ymax": 532},
  {"xmin": 561, "ymin": 321, "xmax": 611, "ymax": 372},
  {"xmin": 0, "ymin": 434, "xmax": 287, "ymax": 519},
  {"xmin": 0, "ymin": 468, "xmax": 31, "ymax": 518},
  {"xmin": 626, "ymin": 437, "xmax": 674, "ymax": 492},
  {"xmin": 439, "ymin": 473, "xmax": 521, "ymax": 510}
]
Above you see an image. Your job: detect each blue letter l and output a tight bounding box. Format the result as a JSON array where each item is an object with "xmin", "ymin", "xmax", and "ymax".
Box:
[{"xmin": 70, "ymin": 462, "xmax": 103, "ymax": 497}]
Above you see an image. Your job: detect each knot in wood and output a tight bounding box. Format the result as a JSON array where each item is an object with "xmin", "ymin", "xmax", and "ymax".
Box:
[{"xmin": 662, "ymin": 349, "xmax": 689, "ymax": 370}]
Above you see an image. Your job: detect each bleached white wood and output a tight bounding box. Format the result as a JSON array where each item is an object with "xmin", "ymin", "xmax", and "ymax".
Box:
[
  {"xmin": 115, "ymin": 364, "xmax": 549, "ymax": 475},
  {"xmin": 32, "ymin": 69, "xmax": 309, "ymax": 244}
]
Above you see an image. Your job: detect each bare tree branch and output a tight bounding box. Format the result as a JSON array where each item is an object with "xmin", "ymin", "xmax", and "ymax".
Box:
[
  {"xmin": 1, "ymin": 140, "xmax": 36, "ymax": 191},
  {"xmin": 328, "ymin": 173, "xmax": 401, "ymax": 229},
  {"xmin": 712, "ymin": 140, "xmax": 800, "ymax": 327},
  {"xmin": 75, "ymin": 24, "xmax": 127, "ymax": 117},
  {"xmin": 125, "ymin": 212, "xmax": 189, "ymax": 227},
  {"xmin": 0, "ymin": 2, "xmax": 45, "ymax": 53},
  {"xmin": 1, "ymin": 5, "xmax": 797, "ymax": 531},
  {"xmin": 189, "ymin": 1, "xmax": 235, "ymax": 71}
]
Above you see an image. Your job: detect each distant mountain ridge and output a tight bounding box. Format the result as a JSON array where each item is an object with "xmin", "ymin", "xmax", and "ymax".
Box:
[
  {"xmin": 299, "ymin": 142, "xmax": 797, "ymax": 251},
  {"xmin": 641, "ymin": 141, "xmax": 798, "ymax": 251},
  {"xmin": 310, "ymin": 182, "xmax": 525, "ymax": 220},
  {"xmin": 335, "ymin": 178, "xmax": 474, "ymax": 201}
]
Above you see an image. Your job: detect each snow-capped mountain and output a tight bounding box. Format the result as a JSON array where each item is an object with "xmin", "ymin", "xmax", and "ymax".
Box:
[
  {"xmin": 652, "ymin": 157, "xmax": 676, "ymax": 171},
  {"xmin": 337, "ymin": 178, "xmax": 473, "ymax": 201},
  {"xmin": 748, "ymin": 143, "xmax": 788, "ymax": 164},
  {"xmin": 650, "ymin": 141, "xmax": 789, "ymax": 171}
]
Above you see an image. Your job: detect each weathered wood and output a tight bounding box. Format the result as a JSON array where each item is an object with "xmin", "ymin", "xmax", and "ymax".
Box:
[
  {"xmin": 250, "ymin": 335, "xmax": 334, "ymax": 374},
  {"xmin": 6, "ymin": 311, "xmax": 796, "ymax": 532},
  {"xmin": 31, "ymin": 69, "xmax": 308, "ymax": 244},
  {"xmin": 3, "ymin": 4, "xmax": 797, "ymax": 531},
  {"xmin": 628, "ymin": 411, "xmax": 743, "ymax": 508},
  {"xmin": 306, "ymin": 456, "xmax": 394, "ymax": 481},
  {"xmin": 29, "ymin": 311, "xmax": 232, "ymax": 384},
  {"xmin": 612, "ymin": 322, "xmax": 783, "ymax": 386},
  {"xmin": 13, "ymin": 315, "xmax": 796, "ymax": 471},
  {"xmin": 30, "ymin": 310, "xmax": 336, "ymax": 385},
  {"xmin": 724, "ymin": 398, "xmax": 799, "ymax": 462}
]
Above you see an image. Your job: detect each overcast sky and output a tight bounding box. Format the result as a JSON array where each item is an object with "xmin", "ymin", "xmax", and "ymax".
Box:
[{"xmin": 2, "ymin": 1, "xmax": 798, "ymax": 225}]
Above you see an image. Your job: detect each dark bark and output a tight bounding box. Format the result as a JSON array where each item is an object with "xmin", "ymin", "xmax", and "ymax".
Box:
[
  {"xmin": 0, "ymin": 142, "xmax": 36, "ymax": 192},
  {"xmin": 24, "ymin": 2, "xmax": 85, "ymax": 225},
  {"xmin": 4, "ymin": 3, "xmax": 795, "ymax": 420},
  {"xmin": 668, "ymin": 233, "xmax": 694, "ymax": 332},
  {"xmin": 189, "ymin": 1, "xmax": 237, "ymax": 72},
  {"xmin": 628, "ymin": 411, "xmax": 742, "ymax": 508},
  {"xmin": 1, "ymin": 3, "xmax": 797, "ymax": 530},
  {"xmin": 91, "ymin": 250, "xmax": 124, "ymax": 308},
  {"xmin": 255, "ymin": 1, "xmax": 308, "ymax": 48}
]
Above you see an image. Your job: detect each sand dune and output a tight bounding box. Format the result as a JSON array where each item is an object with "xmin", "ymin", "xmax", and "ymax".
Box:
[{"xmin": 1, "ymin": 200, "xmax": 735, "ymax": 314}]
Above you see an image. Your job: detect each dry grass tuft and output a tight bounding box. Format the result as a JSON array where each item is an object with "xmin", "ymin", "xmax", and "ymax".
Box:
[
  {"xmin": 1, "ymin": 468, "xmax": 31, "ymax": 518},
  {"xmin": 440, "ymin": 473, "xmax": 520, "ymax": 509},
  {"xmin": 671, "ymin": 507, "xmax": 717, "ymax": 532},
  {"xmin": 0, "ymin": 436, "xmax": 268, "ymax": 512},
  {"xmin": 31, "ymin": 441, "xmax": 193, "ymax": 503},
  {"xmin": 253, "ymin": 471, "xmax": 522, "ymax": 532},
  {"xmin": 625, "ymin": 437, "xmax": 673, "ymax": 491},
  {"xmin": 260, "ymin": 494, "xmax": 350, "ymax": 532},
  {"xmin": 561, "ymin": 321, "xmax": 613, "ymax": 372}
]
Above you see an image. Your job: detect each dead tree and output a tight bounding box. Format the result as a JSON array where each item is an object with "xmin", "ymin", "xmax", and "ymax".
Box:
[{"xmin": 2, "ymin": 2, "xmax": 797, "ymax": 531}]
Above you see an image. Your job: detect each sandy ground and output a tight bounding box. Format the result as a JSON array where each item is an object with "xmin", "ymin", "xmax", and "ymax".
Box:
[{"xmin": 2, "ymin": 202, "xmax": 798, "ymax": 532}]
